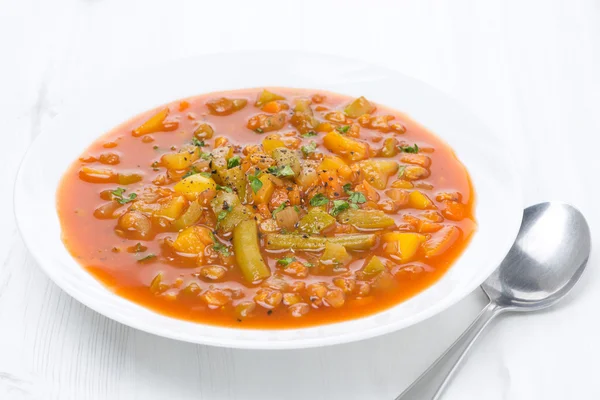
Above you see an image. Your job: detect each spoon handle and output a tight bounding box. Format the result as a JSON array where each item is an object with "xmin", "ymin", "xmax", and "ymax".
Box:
[{"xmin": 396, "ymin": 301, "xmax": 504, "ymax": 400}]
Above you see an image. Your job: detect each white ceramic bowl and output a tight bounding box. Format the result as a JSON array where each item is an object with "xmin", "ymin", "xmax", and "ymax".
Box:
[{"xmin": 14, "ymin": 51, "xmax": 522, "ymax": 349}]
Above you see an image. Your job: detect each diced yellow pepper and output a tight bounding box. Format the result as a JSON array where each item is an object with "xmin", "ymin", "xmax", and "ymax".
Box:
[
  {"xmin": 161, "ymin": 146, "xmax": 200, "ymax": 170},
  {"xmin": 172, "ymin": 226, "xmax": 214, "ymax": 254},
  {"xmin": 262, "ymin": 134, "xmax": 286, "ymax": 153},
  {"xmin": 382, "ymin": 232, "xmax": 426, "ymax": 262},
  {"xmin": 318, "ymin": 155, "xmax": 353, "ymax": 181},
  {"xmin": 255, "ymin": 89, "xmax": 286, "ymax": 107},
  {"xmin": 252, "ymin": 174, "xmax": 275, "ymax": 204},
  {"xmin": 155, "ymin": 195, "xmax": 187, "ymax": 220},
  {"xmin": 174, "ymin": 174, "xmax": 216, "ymax": 200},
  {"xmin": 408, "ymin": 191, "xmax": 434, "ymax": 209},
  {"xmin": 323, "ymin": 131, "xmax": 369, "ymax": 161},
  {"xmin": 132, "ymin": 108, "xmax": 178, "ymax": 136}
]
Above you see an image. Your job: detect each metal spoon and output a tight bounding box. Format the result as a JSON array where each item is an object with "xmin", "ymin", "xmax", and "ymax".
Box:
[{"xmin": 396, "ymin": 202, "xmax": 591, "ymax": 400}]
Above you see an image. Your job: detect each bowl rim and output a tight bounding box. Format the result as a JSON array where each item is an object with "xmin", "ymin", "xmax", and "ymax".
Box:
[{"xmin": 14, "ymin": 50, "xmax": 523, "ymax": 349}]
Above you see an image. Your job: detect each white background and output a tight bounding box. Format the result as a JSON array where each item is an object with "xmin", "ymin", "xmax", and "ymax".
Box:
[{"xmin": 1, "ymin": 0, "xmax": 599, "ymax": 399}]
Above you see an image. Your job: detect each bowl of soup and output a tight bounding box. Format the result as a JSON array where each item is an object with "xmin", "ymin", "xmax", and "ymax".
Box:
[{"xmin": 14, "ymin": 52, "xmax": 522, "ymax": 348}]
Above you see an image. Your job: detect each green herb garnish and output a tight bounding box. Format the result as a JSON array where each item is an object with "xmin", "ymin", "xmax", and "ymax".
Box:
[
  {"xmin": 399, "ymin": 144, "xmax": 419, "ymax": 153},
  {"xmin": 181, "ymin": 167, "xmax": 199, "ymax": 179},
  {"xmin": 272, "ymin": 203, "xmax": 287, "ymax": 219},
  {"xmin": 217, "ymin": 210, "xmax": 229, "ymax": 222},
  {"xmin": 301, "ymin": 141, "xmax": 317, "ymax": 156},
  {"xmin": 336, "ymin": 125, "xmax": 350, "ymax": 134},
  {"xmin": 199, "ymin": 172, "xmax": 212, "ymax": 178},
  {"xmin": 255, "ymin": 128, "xmax": 264, "ymax": 134},
  {"xmin": 227, "ymin": 156, "xmax": 241, "ymax": 169},
  {"xmin": 213, "ymin": 242, "xmax": 230, "ymax": 256},
  {"xmin": 330, "ymin": 200, "xmax": 350, "ymax": 216},
  {"xmin": 302, "ymin": 131, "xmax": 317, "ymax": 137},
  {"xmin": 192, "ymin": 138, "xmax": 205, "ymax": 147},
  {"xmin": 200, "ymin": 152, "xmax": 212, "ymax": 160},
  {"xmin": 216, "ymin": 185, "xmax": 233, "ymax": 193},
  {"xmin": 348, "ymin": 191, "xmax": 367, "ymax": 205},
  {"xmin": 267, "ymin": 165, "xmax": 295, "ymax": 177},
  {"xmin": 111, "ymin": 188, "xmax": 137, "ymax": 204},
  {"xmin": 248, "ymin": 170, "xmax": 263, "ymax": 194},
  {"xmin": 277, "ymin": 257, "xmax": 296, "ymax": 267},
  {"xmin": 309, "ymin": 193, "xmax": 329, "ymax": 207}
]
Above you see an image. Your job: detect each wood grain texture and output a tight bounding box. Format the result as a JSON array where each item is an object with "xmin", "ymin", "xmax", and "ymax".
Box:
[{"xmin": 1, "ymin": 0, "xmax": 599, "ymax": 399}]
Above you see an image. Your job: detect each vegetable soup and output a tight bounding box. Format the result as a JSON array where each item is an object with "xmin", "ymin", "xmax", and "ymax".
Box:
[{"xmin": 57, "ymin": 88, "xmax": 476, "ymax": 328}]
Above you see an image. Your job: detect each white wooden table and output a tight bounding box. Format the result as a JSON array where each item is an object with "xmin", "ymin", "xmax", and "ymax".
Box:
[{"xmin": 2, "ymin": 1, "xmax": 599, "ymax": 399}]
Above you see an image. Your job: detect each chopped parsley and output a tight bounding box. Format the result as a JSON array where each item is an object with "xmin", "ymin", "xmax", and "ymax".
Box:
[
  {"xmin": 343, "ymin": 184, "xmax": 366, "ymax": 205},
  {"xmin": 336, "ymin": 125, "xmax": 351, "ymax": 134},
  {"xmin": 192, "ymin": 138, "xmax": 206, "ymax": 147},
  {"xmin": 304, "ymin": 262, "xmax": 314, "ymax": 268},
  {"xmin": 267, "ymin": 165, "xmax": 295, "ymax": 177},
  {"xmin": 137, "ymin": 254, "xmax": 156, "ymax": 263},
  {"xmin": 200, "ymin": 152, "xmax": 212, "ymax": 160},
  {"xmin": 248, "ymin": 170, "xmax": 263, "ymax": 193},
  {"xmin": 301, "ymin": 131, "xmax": 317, "ymax": 137},
  {"xmin": 348, "ymin": 191, "xmax": 367, "ymax": 205},
  {"xmin": 181, "ymin": 167, "xmax": 199, "ymax": 179},
  {"xmin": 199, "ymin": 172, "xmax": 212, "ymax": 178},
  {"xmin": 272, "ymin": 203, "xmax": 287, "ymax": 219},
  {"xmin": 217, "ymin": 210, "xmax": 229, "ymax": 222},
  {"xmin": 111, "ymin": 188, "xmax": 137, "ymax": 204},
  {"xmin": 309, "ymin": 193, "xmax": 329, "ymax": 207},
  {"xmin": 398, "ymin": 165, "xmax": 406, "ymax": 178},
  {"xmin": 399, "ymin": 144, "xmax": 419, "ymax": 153},
  {"xmin": 330, "ymin": 200, "xmax": 350, "ymax": 216},
  {"xmin": 227, "ymin": 156, "xmax": 241, "ymax": 169},
  {"xmin": 153, "ymin": 145, "xmax": 159, "ymax": 150},
  {"xmin": 301, "ymin": 141, "xmax": 317, "ymax": 156},
  {"xmin": 213, "ymin": 242, "xmax": 230, "ymax": 256},
  {"xmin": 277, "ymin": 257, "xmax": 296, "ymax": 267},
  {"xmin": 254, "ymin": 128, "xmax": 264, "ymax": 133},
  {"xmin": 216, "ymin": 185, "xmax": 233, "ymax": 193}
]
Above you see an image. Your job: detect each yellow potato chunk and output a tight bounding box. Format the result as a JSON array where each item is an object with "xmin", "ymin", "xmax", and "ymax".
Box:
[
  {"xmin": 383, "ymin": 232, "xmax": 426, "ymax": 262},
  {"xmin": 408, "ymin": 191, "xmax": 434, "ymax": 209},
  {"xmin": 323, "ymin": 131, "xmax": 369, "ymax": 161},
  {"xmin": 358, "ymin": 160, "xmax": 399, "ymax": 189},
  {"xmin": 252, "ymin": 174, "xmax": 275, "ymax": 204},
  {"xmin": 161, "ymin": 146, "xmax": 200, "ymax": 170},
  {"xmin": 172, "ymin": 226, "xmax": 214, "ymax": 254},
  {"xmin": 155, "ymin": 196, "xmax": 187, "ymax": 220},
  {"xmin": 262, "ymin": 134, "xmax": 286, "ymax": 153},
  {"xmin": 318, "ymin": 155, "xmax": 353, "ymax": 181},
  {"xmin": 174, "ymin": 174, "xmax": 217, "ymax": 199}
]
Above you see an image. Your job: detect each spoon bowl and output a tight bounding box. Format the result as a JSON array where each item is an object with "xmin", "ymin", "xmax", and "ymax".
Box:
[{"xmin": 483, "ymin": 202, "xmax": 591, "ymax": 311}]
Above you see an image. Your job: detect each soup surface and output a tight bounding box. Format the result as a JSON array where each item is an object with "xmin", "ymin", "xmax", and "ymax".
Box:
[{"xmin": 57, "ymin": 88, "xmax": 476, "ymax": 328}]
